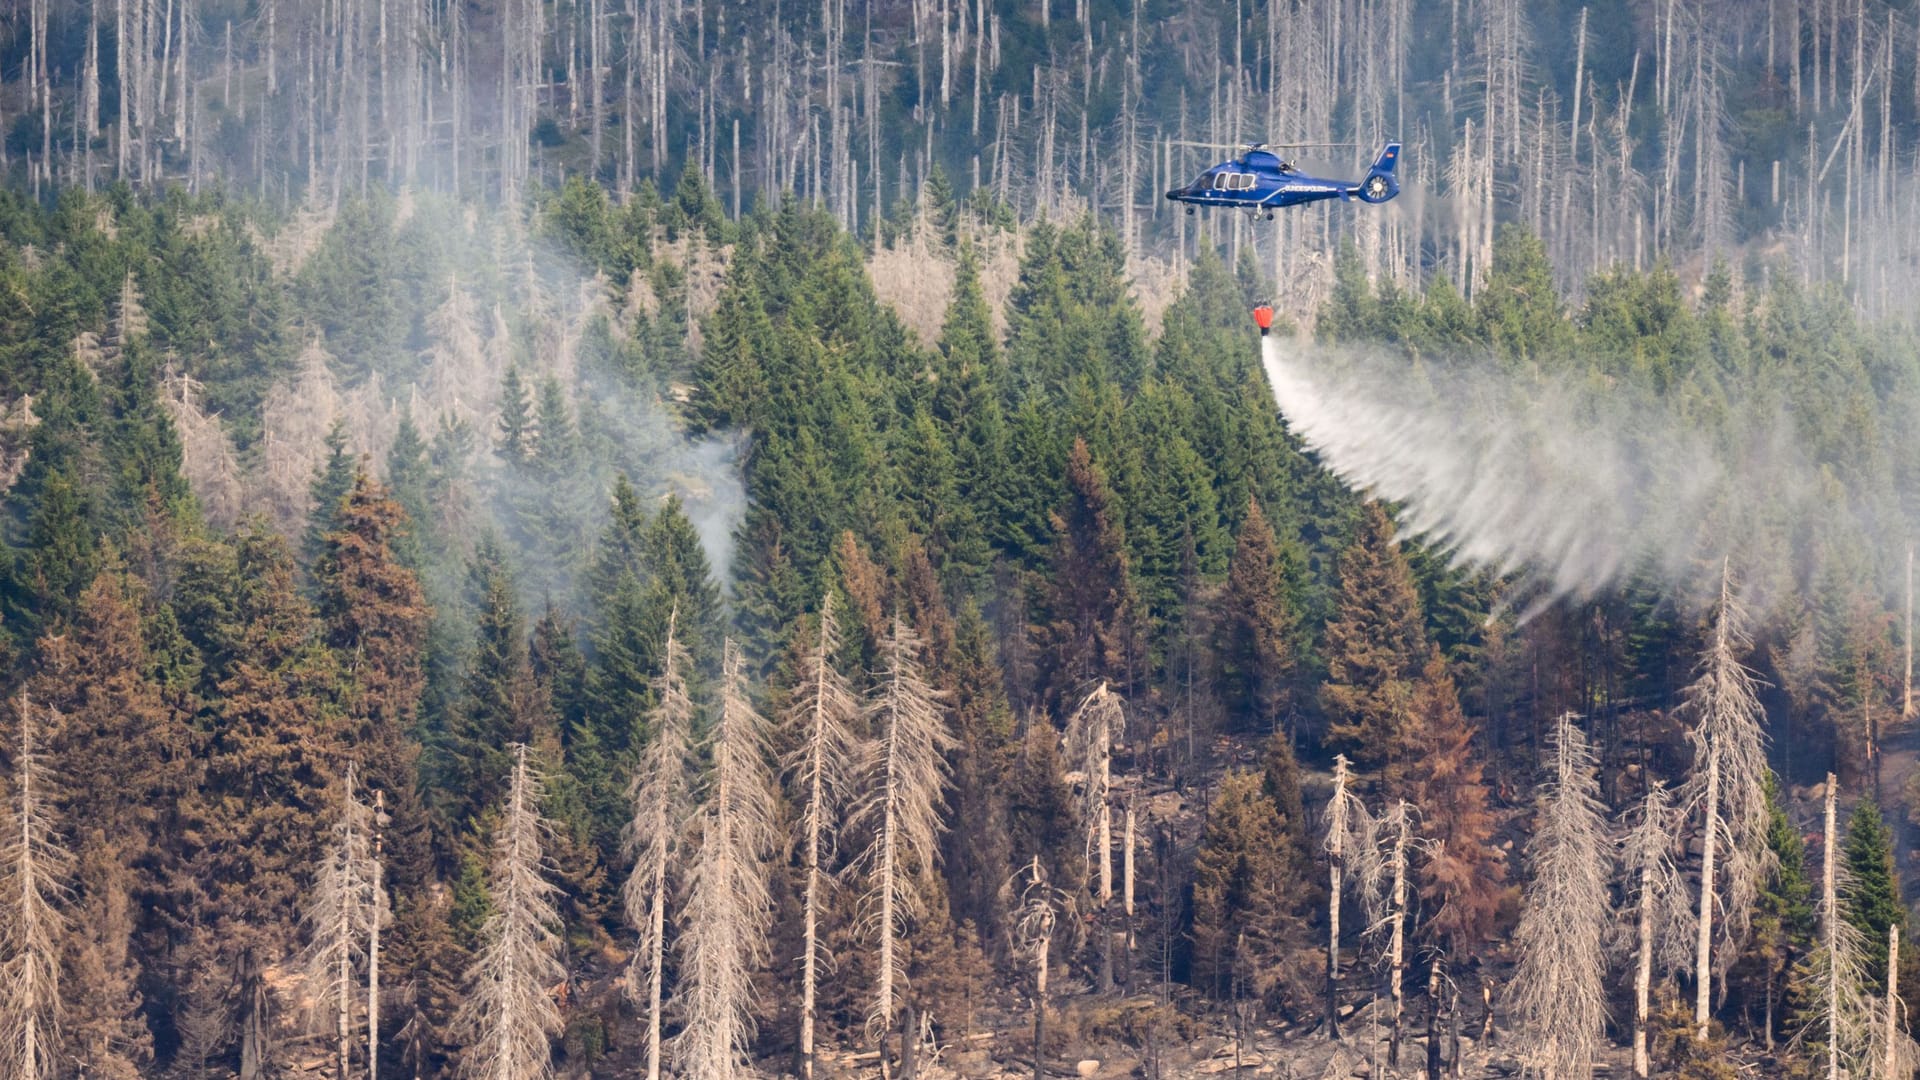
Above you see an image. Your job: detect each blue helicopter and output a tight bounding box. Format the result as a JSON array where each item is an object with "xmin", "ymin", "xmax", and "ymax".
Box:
[{"xmin": 1164, "ymin": 140, "xmax": 1401, "ymax": 218}]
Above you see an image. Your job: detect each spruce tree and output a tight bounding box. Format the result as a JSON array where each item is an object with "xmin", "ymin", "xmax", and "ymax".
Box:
[
  {"xmin": 858, "ymin": 616, "xmax": 954, "ymax": 1073},
  {"xmin": 1040, "ymin": 438, "xmax": 1141, "ymax": 708},
  {"xmin": 1387, "ymin": 651, "xmax": 1507, "ymax": 949},
  {"xmin": 443, "ymin": 560, "xmax": 542, "ymax": 828},
  {"xmin": 624, "ymin": 610, "xmax": 694, "ymax": 1080},
  {"xmin": 1681, "ymin": 564, "xmax": 1773, "ymax": 1037},
  {"xmin": 1219, "ymin": 498, "xmax": 1297, "ymax": 734},
  {"xmin": 315, "ymin": 470, "xmax": 431, "ymax": 885},
  {"xmin": 496, "ymin": 365, "xmax": 533, "ymax": 465},
  {"xmin": 941, "ymin": 602, "xmax": 1018, "ymax": 943},
  {"xmin": 675, "ymin": 640, "xmax": 777, "ymax": 1080},
  {"xmin": 1739, "ymin": 774, "xmax": 1815, "ymax": 1048},
  {"xmin": 187, "ymin": 526, "xmax": 348, "ymax": 1075},
  {"xmin": 1190, "ymin": 771, "xmax": 1299, "ymax": 1003},
  {"xmin": 1321, "ymin": 502, "xmax": 1428, "ymax": 765},
  {"xmin": 304, "ymin": 419, "xmax": 358, "ymax": 569},
  {"xmin": 1841, "ymin": 800, "xmax": 1904, "ymax": 993},
  {"xmin": 384, "ymin": 417, "xmax": 433, "ymax": 569},
  {"xmin": 644, "ymin": 494, "xmax": 723, "ymax": 664},
  {"xmin": 1510, "ymin": 715, "xmax": 1610, "ymax": 1080},
  {"xmin": 27, "ymin": 568, "xmax": 180, "ymax": 1077},
  {"xmin": 301, "ymin": 762, "xmax": 385, "ymax": 1080},
  {"xmin": 778, "ymin": 596, "xmax": 862, "ymax": 1080},
  {"xmin": 1259, "ymin": 732, "xmax": 1313, "ymax": 886}
]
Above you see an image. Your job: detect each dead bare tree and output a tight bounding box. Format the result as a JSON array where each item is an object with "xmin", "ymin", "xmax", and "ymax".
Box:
[
  {"xmin": 624, "ymin": 608, "xmax": 695, "ymax": 1080},
  {"xmin": 674, "ymin": 640, "xmax": 778, "ymax": 1080},
  {"xmin": 1066, "ymin": 681, "xmax": 1123, "ymax": 989},
  {"xmin": 779, "ymin": 596, "xmax": 862, "ymax": 1080},
  {"xmin": 1323, "ymin": 753, "xmax": 1377, "ymax": 1038},
  {"xmin": 1378, "ymin": 800, "xmax": 1415, "ymax": 1068},
  {"xmin": 452, "ymin": 744, "xmax": 564, "ymax": 1080},
  {"xmin": 1618, "ymin": 780, "xmax": 1690, "ymax": 1080},
  {"xmin": 1510, "ymin": 714, "xmax": 1611, "ymax": 1080},
  {"xmin": 0, "ymin": 696, "xmax": 69, "ymax": 1080},
  {"xmin": 1795, "ymin": 774, "xmax": 1876, "ymax": 1080},
  {"xmin": 1007, "ymin": 856, "xmax": 1073, "ymax": 1080},
  {"xmin": 856, "ymin": 616, "xmax": 955, "ymax": 1077},
  {"xmin": 1681, "ymin": 561, "xmax": 1773, "ymax": 1038},
  {"xmin": 301, "ymin": 762, "xmax": 385, "ymax": 1080}
]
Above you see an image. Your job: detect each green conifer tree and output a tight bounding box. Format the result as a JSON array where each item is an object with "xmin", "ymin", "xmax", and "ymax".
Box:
[
  {"xmin": 1219, "ymin": 499, "xmax": 1297, "ymax": 734},
  {"xmin": 1039, "ymin": 438, "xmax": 1141, "ymax": 708},
  {"xmin": 1191, "ymin": 770, "xmax": 1306, "ymax": 1007},
  {"xmin": 1321, "ymin": 503, "xmax": 1428, "ymax": 765},
  {"xmin": 304, "ymin": 419, "xmax": 357, "ymax": 569},
  {"xmin": 1841, "ymin": 799, "xmax": 1903, "ymax": 991}
]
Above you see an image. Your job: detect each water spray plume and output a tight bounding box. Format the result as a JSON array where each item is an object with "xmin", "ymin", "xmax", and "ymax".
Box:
[{"xmin": 1256, "ymin": 335, "xmax": 1896, "ymax": 618}]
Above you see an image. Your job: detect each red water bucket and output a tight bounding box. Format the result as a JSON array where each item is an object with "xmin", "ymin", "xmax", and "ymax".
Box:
[{"xmin": 1252, "ymin": 305, "xmax": 1275, "ymax": 335}]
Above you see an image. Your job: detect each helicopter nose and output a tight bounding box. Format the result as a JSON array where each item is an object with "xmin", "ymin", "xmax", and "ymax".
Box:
[{"xmin": 1164, "ymin": 188, "xmax": 1182, "ymax": 200}]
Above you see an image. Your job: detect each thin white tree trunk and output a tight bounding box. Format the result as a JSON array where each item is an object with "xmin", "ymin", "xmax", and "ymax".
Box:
[
  {"xmin": 1389, "ymin": 802, "xmax": 1409, "ymax": 1068},
  {"xmin": 785, "ymin": 598, "xmax": 859, "ymax": 1080},
  {"xmin": 1888, "ymin": 924, "xmax": 1900, "ymax": 1080},
  {"xmin": 1636, "ymin": 842, "xmax": 1654, "ymax": 1078},
  {"xmin": 369, "ymin": 789, "xmax": 382, "ymax": 1080},
  {"xmin": 859, "ymin": 618, "xmax": 954, "ymax": 1074},
  {"xmin": 1827, "ymin": 776, "xmax": 1840, "ymax": 1080},
  {"xmin": 625, "ymin": 610, "xmax": 694, "ymax": 1080},
  {"xmin": 1695, "ymin": 750, "xmax": 1720, "ymax": 1037}
]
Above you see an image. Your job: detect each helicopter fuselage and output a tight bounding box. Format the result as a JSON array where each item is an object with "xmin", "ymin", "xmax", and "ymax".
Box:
[{"xmin": 1165, "ymin": 143, "xmax": 1399, "ymax": 215}]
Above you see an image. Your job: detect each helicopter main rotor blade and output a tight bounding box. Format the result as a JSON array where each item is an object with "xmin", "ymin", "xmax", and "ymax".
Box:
[
  {"xmin": 1164, "ymin": 138, "xmax": 1364, "ymax": 151},
  {"xmin": 1165, "ymin": 139, "xmax": 1245, "ymax": 151}
]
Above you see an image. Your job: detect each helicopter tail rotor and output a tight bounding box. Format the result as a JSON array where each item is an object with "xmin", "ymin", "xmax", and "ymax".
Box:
[{"xmin": 1355, "ymin": 142, "xmax": 1401, "ymax": 203}]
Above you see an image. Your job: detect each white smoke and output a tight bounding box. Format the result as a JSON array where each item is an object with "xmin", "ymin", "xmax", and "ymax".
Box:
[{"xmin": 1258, "ymin": 335, "xmax": 1883, "ymax": 616}]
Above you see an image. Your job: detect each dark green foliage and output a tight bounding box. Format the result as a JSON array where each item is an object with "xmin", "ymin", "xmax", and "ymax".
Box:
[
  {"xmin": 1320, "ymin": 503, "xmax": 1429, "ymax": 764},
  {"xmin": 293, "ymin": 196, "xmax": 411, "ymax": 384},
  {"xmin": 1734, "ymin": 773, "xmax": 1815, "ymax": 1045},
  {"xmin": 303, "ymin": 419, "xmax": 357, "ymax": 570},
  {"xmin": 1190, "ymin": 770, "xmax": 1311, "ymax": 1010},
  {"xmin": 1841, "ymin": 799, "xmax": 1903, "ymax": 991}
]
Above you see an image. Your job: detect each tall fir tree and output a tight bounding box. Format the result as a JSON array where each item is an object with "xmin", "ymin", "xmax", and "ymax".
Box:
[
  {"xmin": 1387, "ymin": 652, "xmax": 1507, "ymax": 950},
  {"xmin": 27, "ymin": 567, "xmax": 184, "ymax": 1077},
  {"xmin": 453, "ymin": 746, "xmax": 565, "ymax": 1080},
  {"xmin": 1736, "ymin": 773, "xmax": 1816, "ymax": 1048},
  {"xmin": 1841, "ymin": 800, "xmax": 1904, "ymax": 993},
  {"xmin": 1321, "ymin": 502, "xmax": 1428, "ymax": 766},
  {"xmin": 1039, "ymin": 438, "xmax": 1141, "ymax": 709},
  {"xmin": 1190, "ymin": 770, "xmax": 1306, "ymax": 1007},
  {"xmin": 1218, "ymin": 498, "xmax": 1297, "ymax": 734},
  {"xmin": 304, "ymin": 419, "xmax": 357, "ymax": 570},
  {"xmin": 183, "ymin": 525, "xmax": 348, "ymax": 1076}
]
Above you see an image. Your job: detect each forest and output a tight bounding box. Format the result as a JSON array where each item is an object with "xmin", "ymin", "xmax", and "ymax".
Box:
[{"xmin": 4, "ymin": 1, "xmax": 1920, "ymax": 1080}]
